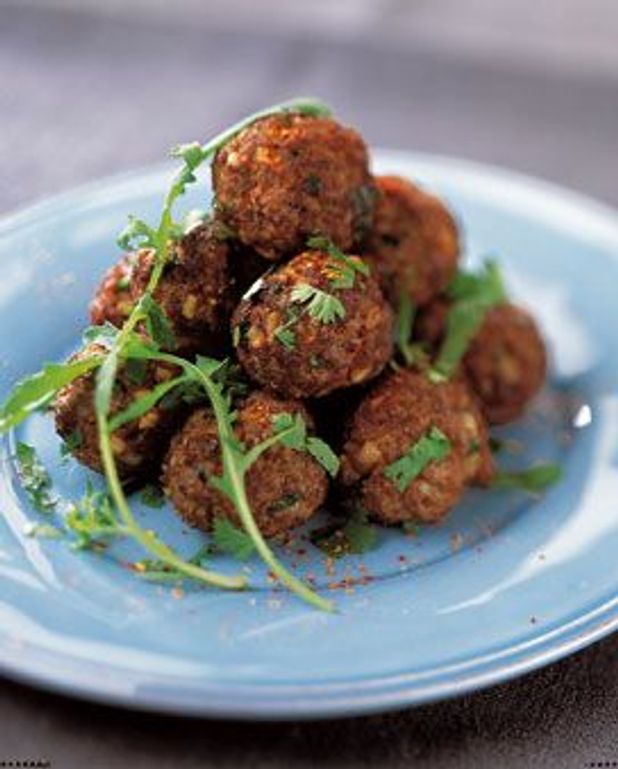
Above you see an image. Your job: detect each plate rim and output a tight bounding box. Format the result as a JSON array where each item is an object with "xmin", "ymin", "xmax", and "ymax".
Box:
[{"xmin": 1, "ymin": 151, "xmax": 617, "ymax": 719}]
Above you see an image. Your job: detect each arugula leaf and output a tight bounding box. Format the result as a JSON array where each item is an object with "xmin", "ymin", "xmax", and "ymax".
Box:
[
  {"xmin": 290, "ymin": 283, "xmax": 346, "ymax": 324},
  {"xmin": 137, "ymin": 293, "xmax": 176, "ymax": 351},
  {"xmin": 434, "ymin": 261, "xmax": 507, "ymax": 379},
  {"xmin": 139, "ymin": 483, "xmax": 166, "ymax": 508},
  {"xmin": 0, "ymin": 356, "xmax": 103, "ymax": 434},
  {"xmin": 492, "ymin": 464, "xmax": 562, "ymax": 494},
  {"xmin": 170, "ymin": 98, "xmax": 332, "ymax": 169},
  {"xmin": 15, "ymin": 442, "xmax": 56, "ymax": 513},
  {"xmin": 212, "ymin": 517, "xmax": 255, "ymax": 561},
  {"xmin": 108, "ymin": 374, "xmax": 187, "ymax": 431},
  {"xmin": 384, "ymin": 427, "xmax": 452, "ymax": 493},
  {"xmin": 395, "ymin": 293, "xmax": 417, "ymax": 366},
  {"xmin": 117, "ymin": 215, "xmax": 157, "ymax": 252}
]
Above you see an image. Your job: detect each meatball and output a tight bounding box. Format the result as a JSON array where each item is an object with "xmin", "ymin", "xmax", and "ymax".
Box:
[
  {"xmin": 416, "ymin": 300, "xmax": 547, "ymax": 424},
  {"xmin": 340, "ymin": 369, "xmax": 494, "ymax": 525},
  {"xmin": 89, "ymin": 221, "xmax": 235, "ymax": 355},
  {"xmin": 89, "ymin": 252, "xmax": 136, "ymax": 328},
  {"xmin": 232, "ymin": 249, "xmax": 394, "ymax": 398},
  {"xmin": 130, "ymin": 221, "xmax": 234, "ymax": 355},
  {"xmin": 163, "ymin": 391, "xmax": 328, "ymax": 537},
  {"xmin": 54, "ymin": 345, "xmax": 184, "ymax": 481},
  {"xmin": 212, "ymin": 113, "xmax": 376, "ymax": 260},
  {"xmin": 364, "ymin": 176, "xmax": 459, "ymax": 308}
]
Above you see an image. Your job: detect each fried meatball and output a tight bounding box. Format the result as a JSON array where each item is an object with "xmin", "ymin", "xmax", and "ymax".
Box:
[
  {"xmin": 364, "ymin": 176, "xmax": 459, "ymax": 308},
  {"xmin": 212, "ymin": 113, "xmax": 376, "ymax": 260},
  {"xmin": 416, "ymin": 300, "xmax": 547, "ymax": 424},
  {"xmin": 232, "ymin": 250, "xmax": 394, "ymax": 398},
  {"xmin": 130, "ymin": 221, "xmax": 234, "ymax": 355},
  {"xmin": 89, "ymin": 252, "xmax": 136, "ymax": 328},
  {"xmin": 163, "ymin": 391, "xmax": 328, "ymax": 538},
  {"xmin": 54, "ymin": 345, "xmax": 183, "ymax": 481},
  {"xmin": 340, "ymin": 369, "xmax": 494, "ymax": 525}
]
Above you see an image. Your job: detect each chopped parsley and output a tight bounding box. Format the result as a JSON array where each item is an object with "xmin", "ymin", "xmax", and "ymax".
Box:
[
  {"xmin": 274, "ymin": 326, "xmax": 297, "ymax": 350},
  {"xmin": 59, "ymin": 430, "xmax": 82, "ymax": 462},
  {"xmin": 268, "ymin": 492, "xmax": 301, "ymax": 513},
  {"xmin": 306, "ymin": 234, "xmax": 369, "ymax": 290},
  {"xmin": 15, "ymin": 442, "xmax": 56, "ymax": 513},
  {"xmin": 395, "ymin": 293, "xmax": 417, "ymax": 366},
  {"xmin": 384, "ymin": 427, "xmax": 452, "ymax": 493}
]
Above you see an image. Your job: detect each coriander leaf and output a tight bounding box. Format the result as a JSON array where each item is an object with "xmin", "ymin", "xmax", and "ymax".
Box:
[
  {"xmin": 15, "ymin": 442, "xmax": 56, "ymax": 513},
  {"xmin": 212, "ymin": 517, "xmax": 255, "ymax": 561},
  {"xmin": 435, "ymin": 261, "xmax": 507, "ymax": 378},
  {"xmin": 0, "ymin": 356, "xmax": 103, "ymax": 434},
  {"xmin": 384, "ymin": 426, "xmax": 452, "ymax": 493},
  {"xmin": 272, "ymin": 412, "xmax": 307, "ymax": 449},
  {"xmin": 137, "ymin": 293, "xmax": 176, "ymax": 351},
  {"xmin": 491, "ymin": 464, "xmax": 562, "ymax": 494},
  {"xmin": 117, "ymin": 215, "xmax": 157, "ymax": 252},
  {"xmin": 290, "ymin": 283, "xmax": 346, "ymax": 324},
  {"xmin": 395, "ymin": 293, "xmax": 417, "ymax": 366},
  {"xmin": 306, "ymin": 436, "xmax": 340, "ymax": 477},
  {"xmin": 139, "ymin": 483, "xmax": 166, "ymax": 508},
  {"xmin": 306, "ymin": 235, "xmax": 370, "ymax": 277},
  {"xmin": 275, "ymin": 326, "xmax": 296, "ymax": 349}
]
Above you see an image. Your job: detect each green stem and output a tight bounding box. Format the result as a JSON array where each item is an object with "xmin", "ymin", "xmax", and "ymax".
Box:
[
  {"xmin": 96, "ymin": 410, "xmax": 247, "ymax": 591},
  {"xmin": 187, "ymin": 362, "xmax": 334, "ymax": 612}
]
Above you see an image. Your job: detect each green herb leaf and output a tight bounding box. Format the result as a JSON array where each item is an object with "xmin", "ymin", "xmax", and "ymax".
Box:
[
  {"xmin": 108, "ymin": 374, "xmax": 187, "ymax": 432},
  {"xmin": 274, "ymin": 326, "xmax": 296, "ymax": 350},
  {"xmin": 306, "ymin": 234, "xmax": 369, "ymax": 290},
  {"xmin": 65, "ymin": 479, "xmax": 126, "ymax": 550},
  {"xmin": 137, "ymin": 293, "xmax": 176, "ymax": 351},
  {"xmin": 384, "ymin": 427, "xmax": 452, "ymax": 493},
  {"xmin": 117, "ymin": 215, "xmax": 157, "ymax": 252},
  {"xmin": 212, "ymin": 517, "xmax": 255, "ymax": 561},
  {"xmin": 139, "ymin": 483, "xmax": 166, "ymax": 509},
  {"xmin": 306, "ymin": 436, "xmax": 340, "ymax": 477},
  {"xmin": 435, "ymin": 261, "xmax": 507, "ymax": 379},
  {"xmin": 59, "ymin": 430, "xmax": 82, "ymax": 462},
  {"xmin": 0, "ymin": 356, "xmax": 103, "ymax": 434},
  {"xmin": 290, "ymin": 283, "xmax": 346, "ymax": 324},
  {"xmin": 82, "ymin": 322, "xmax": 120, "ymax": 349},
  {"xmin": 491, "ymin": 463, "xmax": 562, "ymax": 494},
  {"xmin": 395, "ymin": 293, "xmax": 417, "ymax": 366},
  {"xmin": 15, "ymin": 442, "xmax": 56, "ymax": 513}
]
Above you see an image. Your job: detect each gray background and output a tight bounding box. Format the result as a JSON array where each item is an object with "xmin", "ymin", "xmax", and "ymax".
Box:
[{"xmin": 0, "ymin": 1, "xmax": 616, "ymax": 767}]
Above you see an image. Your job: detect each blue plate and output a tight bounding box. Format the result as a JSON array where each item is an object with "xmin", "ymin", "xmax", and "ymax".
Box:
[{"xmin": 0, "ymin": 151, "xmax": 617, "ymax": 719}]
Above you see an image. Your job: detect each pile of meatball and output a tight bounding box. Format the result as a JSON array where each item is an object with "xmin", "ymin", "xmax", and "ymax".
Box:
[{"xmin": 54, "ymin": 111, "xmax": 547, "ymax": 538}]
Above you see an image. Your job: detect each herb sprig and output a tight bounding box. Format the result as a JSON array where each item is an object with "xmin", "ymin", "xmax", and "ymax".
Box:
[{"xmin": 433, "ymin": 260, "xmax": 506, "ymax": 379}]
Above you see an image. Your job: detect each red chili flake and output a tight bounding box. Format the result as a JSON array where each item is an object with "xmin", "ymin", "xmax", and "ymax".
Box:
[
  {"xmin": 296, "ymin": 548, "xmax": 307, "ymax": 556},
  {"xmin": 398, "ymin": 555, "xmax": 408, "ymax": 563}
]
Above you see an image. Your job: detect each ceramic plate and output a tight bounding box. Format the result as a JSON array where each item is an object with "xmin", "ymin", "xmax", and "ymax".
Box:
[{"xmin": 0, "ymin": 151, "xmax": 617, "ymax": 719}]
